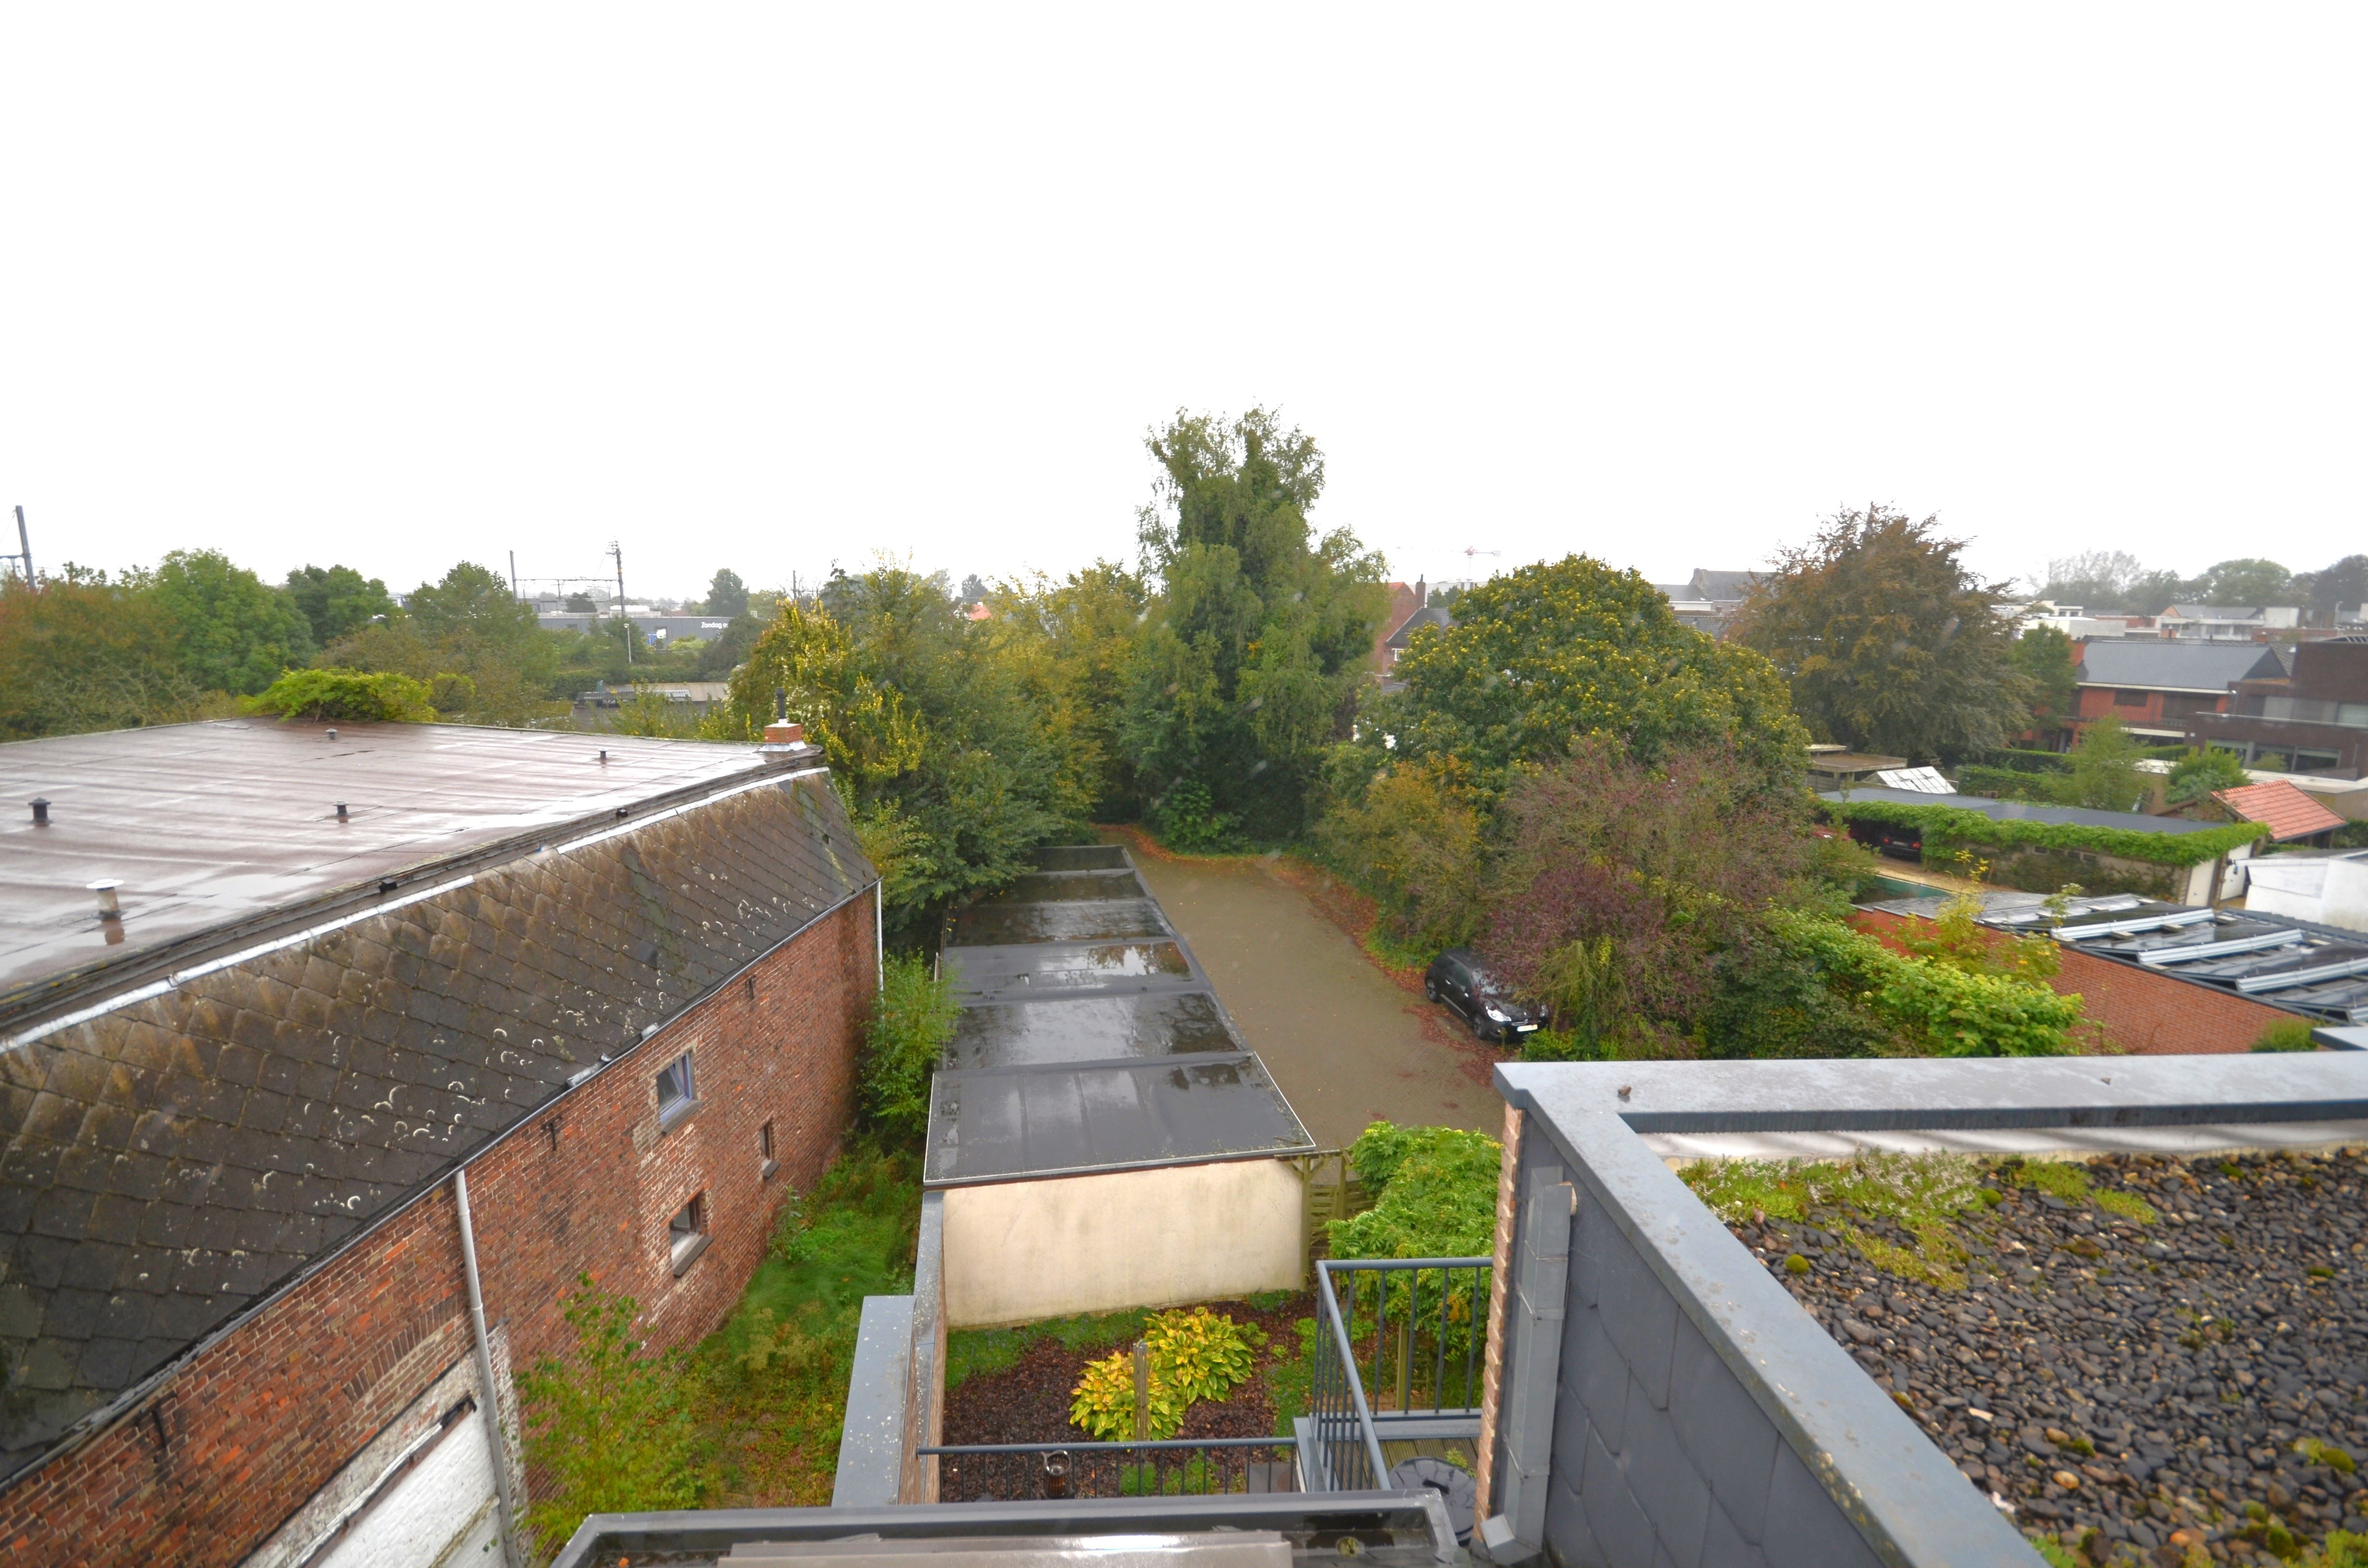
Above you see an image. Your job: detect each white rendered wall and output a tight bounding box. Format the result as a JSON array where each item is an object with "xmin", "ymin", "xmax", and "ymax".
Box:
[
  {"xmin": 941, "ymin": 1158, "xmax": 1304, "ymax": 1328},
  {"xmin": 2247, "ymin": 853, "xmax": 2368, "ymax": 934}
]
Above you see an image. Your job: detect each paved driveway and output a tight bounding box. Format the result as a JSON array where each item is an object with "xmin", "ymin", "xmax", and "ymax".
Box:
[{"xmin": 1122, "ymin": 847, "xmax": 1501, "ymax": 1149}]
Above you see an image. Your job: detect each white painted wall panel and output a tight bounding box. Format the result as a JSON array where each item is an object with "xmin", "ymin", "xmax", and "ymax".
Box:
[{"xmin": 942, "ymin": 1157, "xmax": 1303, "ymax": 1328}]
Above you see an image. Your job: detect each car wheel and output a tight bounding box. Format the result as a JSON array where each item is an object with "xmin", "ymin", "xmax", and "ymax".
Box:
[{"xmin": 1424, "ymin": 980, "xmax": 1440, "ymax": 1004}]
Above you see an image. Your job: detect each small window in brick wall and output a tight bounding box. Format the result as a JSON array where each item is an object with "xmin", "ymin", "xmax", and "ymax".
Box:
[
  {"xmin": 655, "ymin": 1050, "xmax": 697, "ymax": 1131},
  {"xmin": 761, "ymin": 1120, "xmax": 778, "ymax": 1183},
  {"xmin": 669, "ymin": 1193, "xmax": 709, "ymax": 1275}
]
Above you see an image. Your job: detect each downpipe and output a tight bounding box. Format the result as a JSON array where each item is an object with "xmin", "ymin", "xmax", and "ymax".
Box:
[{"xmin": 456, "ymin": 1168, "xmax": 524, "ymax": 1568}]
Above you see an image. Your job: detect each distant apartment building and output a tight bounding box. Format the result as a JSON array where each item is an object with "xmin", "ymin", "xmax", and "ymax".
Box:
[
  {"xmin": 2189, "ymin": 638, "xmax": 2368, "ymax": 778},
  {"xmin": 2156, "ymin": 603, "xmax": 2304, "ymax": 641},
  {"xmin": 1650, "ymin": 567, "xmax": 1756, "ymax": 637}
]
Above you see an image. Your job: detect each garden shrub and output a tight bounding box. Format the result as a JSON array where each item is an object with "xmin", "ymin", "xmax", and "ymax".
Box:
[
  {"xmin": 1313, "ymin": 754, "xmax": 1485, "ymax": 950},
  {"xmin": 2253, "ymin": 1017, "xmax": 2318, "ymax": 1053},
  {"xmin": 2168, "ymin": 747, "xmax": 2249, "ymax": 804},
  {"xmin": 246, "ymin": 666, "xmax": 436, "ymax": 722},
  {"xmin": 862, "ymin": 953, "xmax": 957, "ymax": 1146},
  {"xmin": 517, "ymin": 1276, "xmax": 704, "ymax": 1554},
  {"xmin": 1332, "ymin": 1121, "xmax": 1500, "ymax": 1260},
  {"xmin": 1150, "ymin": 780, "xmax": 1241, "ymax": 853},
  {"xmin": 1767, "ymin": 911, "xmax": 2081, "ymax": 1056},
  {"xmin": 1067, "ymin": 1308, "xmax": 1266, "ymax": 1440}
]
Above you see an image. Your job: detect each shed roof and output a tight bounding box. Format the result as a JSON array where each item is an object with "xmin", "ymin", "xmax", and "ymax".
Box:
[
  {"xmin": 922, "ymin": 1055, "xmax": 1316, "ymax": 1185},
  {"xmin": 2216, "ymin": 779, "xmax": 2349, "ymax": 842},
  {"xmin": 2075, "ymin": 641, "xmax": 2283, "ymax": 695},
  {"xmin": 0, "ymin": 732, "xmax": 869, "ymax": 1485},
  {"xmin": 927, "ymin": 847, "xmax": 1311, "ymax": 1185},
  {"xmin": 1819, "ymin": 786, "xmax": 2230, "ymax": 835}
]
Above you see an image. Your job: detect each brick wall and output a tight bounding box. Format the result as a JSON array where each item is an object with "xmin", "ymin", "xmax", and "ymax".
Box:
[
  {"xmin": 0, "ymin": 892, "xmax": 875, "ymax": 1568},
  {"xmin": 1852, "ymin": 907, "xmax": 2291, "ymax": 1055}
]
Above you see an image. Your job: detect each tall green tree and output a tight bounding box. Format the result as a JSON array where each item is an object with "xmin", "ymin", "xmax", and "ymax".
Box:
[
  {"xmin": 2007, "ymin": 624, "xmax": 2078, "ymax": 737},
  {"xmin": 2065, "ymin": 715, "xmax": 2149, "ymax": 812},
  {"xmin": 1736, "ymin": 507, "xmax": 2030, "ymax": 764},
  {"xmin": 703, "ymin": 568, "xmax": 750, "ymax": 617},
  {"xmin": 983, "ymin": 562, "xmax": 1150, "ymax": 820},
  {"xmin": 324, "ymin": 561, "xmax": 558, "ymax": 722},
  {"xmin": 0, "ymin": 571, "xmax": 220, "ymax": 737},
  {"xmin": 1359, "ymin": 554, "xmax": 1807, "ymax": 799},
  {"xmin": 146, "ymin": 549, "xmax": 315, "ymax": 695},
  {"xmin": 285, "ymin": 564, "xmax": 395, "ymax": 646},
  {"xmin": 1124, "ymin": 409, "xmax": 1388, "ymax": 842},
  {"xmin": 2189, "ymin": 558, "xmax": 2292, "ymax": 607},
  {"xmin": 722, "ymin": 567, "xmax": 1089, "ymax": 937},
  {"xmin": 2294, "ymin": 554, "xmax": 2368, "ymax": 624}
]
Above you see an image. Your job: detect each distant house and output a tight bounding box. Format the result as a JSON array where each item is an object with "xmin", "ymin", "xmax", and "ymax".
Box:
[
  {"xmin": 2188, "ymin": 637, "xmax": 2368, "ymax": 779},
  {"xmin": 2072, "ymin": 639, "xmax": 2284, "ymax": 744},
  {"xmin": 2155, "ymin": 603, "xmax": 2302, "ymax": 641},
  {"xmin": 1650, "ymin": 567, "xmax": 1755, "ymax": 637},
  {"xmin": 1370, "ymin": 580, "xmax": 1424, "ymax": 674}
]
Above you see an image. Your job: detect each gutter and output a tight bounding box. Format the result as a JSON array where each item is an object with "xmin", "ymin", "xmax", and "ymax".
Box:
[{"xmin": 453, "ymin": 1169, "xmax": 523, "ymax": 1568}]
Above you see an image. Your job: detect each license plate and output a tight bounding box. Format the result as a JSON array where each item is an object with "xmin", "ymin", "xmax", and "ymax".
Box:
[{"xmin": 1515, "ymin": 1024, "xmax": 1539, "ymax": 1032}]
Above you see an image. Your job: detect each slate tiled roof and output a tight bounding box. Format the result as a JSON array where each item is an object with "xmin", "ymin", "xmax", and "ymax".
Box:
[
  {"xmin": 2215, "ymin": 779, "xmax": 2349, "ymax": 842},
  {"xmin": 0, "ymin": 770, "xmax": 872, "ymax": 1485},
  {"xmin": 2074, "ymin": 640, "xmax": 2285, "ymax": 694}
]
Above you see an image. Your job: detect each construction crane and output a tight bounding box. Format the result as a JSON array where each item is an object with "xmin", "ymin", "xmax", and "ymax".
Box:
[{"xmin": 1462, "ymin": 546, "xmax": 1500, "ymax": 562}]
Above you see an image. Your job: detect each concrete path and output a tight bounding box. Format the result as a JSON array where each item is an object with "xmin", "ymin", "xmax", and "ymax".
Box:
[{"xmin": 1122, "ymin": 847, "xmax": 1502, "ymax": 1149}]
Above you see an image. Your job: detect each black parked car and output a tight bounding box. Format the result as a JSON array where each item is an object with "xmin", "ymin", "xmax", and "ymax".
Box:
[{"xmin": 1423, "ymin": 948, "xmax": 1546, "ymax": 1044}]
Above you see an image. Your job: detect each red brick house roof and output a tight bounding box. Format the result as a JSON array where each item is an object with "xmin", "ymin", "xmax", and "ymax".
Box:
[{"xmin": 2213, "ymin": 778, "xmax": 2347, "ymax": 842}]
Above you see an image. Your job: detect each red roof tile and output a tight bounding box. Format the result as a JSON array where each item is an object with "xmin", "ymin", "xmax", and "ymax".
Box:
[{"xmin": 2213, "ymin": 779, "xmax": 2347, "ymax": 841}]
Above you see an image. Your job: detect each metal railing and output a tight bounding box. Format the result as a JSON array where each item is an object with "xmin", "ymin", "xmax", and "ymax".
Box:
[
  {"xmin": 919, "ymin": 1438, "xmax": 1301, "ymax": 1502},
  {"xmin": 1306, "ymin": 1256, "xmax": 1491, "ymax": 1492}
]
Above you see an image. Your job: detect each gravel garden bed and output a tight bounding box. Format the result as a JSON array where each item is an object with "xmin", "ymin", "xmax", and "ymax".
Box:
[
  {"xmin": 1691, "ymin": 1149, "xmax": 2368, "ymax": 1566},
  {"xmin": 941, "ymin": 1295, "xmax": 1313, "ymax": 1447}
]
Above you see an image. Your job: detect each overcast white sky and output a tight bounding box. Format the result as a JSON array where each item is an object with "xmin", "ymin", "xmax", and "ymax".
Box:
[{"xmin": 2, "ymin": 7, "xmax": 2361, "ymax": 604}]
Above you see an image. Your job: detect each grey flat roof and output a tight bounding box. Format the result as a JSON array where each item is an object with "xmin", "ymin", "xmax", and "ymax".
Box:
[
  {"xmin": 923, "ymin": 1054, "xmax": 1317, "ymax": 1185},
  {"xmin": 926, "ymin": 845, "xmax": 1313, "ymax": 1184},
  {"xmin": 0, "ymin": 718, "xmax": 788, "ymax": 1004},
  {"xmin": 2075, "ymin": 639, "xmax": 2282, "ymax": 694},
  {"xmin": 1821, "ymin": 785, "xmax": 2227, "ymax": 833}
]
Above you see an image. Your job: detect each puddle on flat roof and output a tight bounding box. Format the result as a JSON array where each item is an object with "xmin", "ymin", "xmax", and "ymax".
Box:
[
  {"xmin": 946, "ymin": 941, "xmax": 1190, "ymax": 993},
  {"xmin": 980, "ymin": 870, "xmax": 1147, "ymax": 905},
  {"xmin": 945, "ymin": 991, "xmax": 1239, "ymax": 1068},
  {"xmin": 947, "ymin": 900, "xmax": 1169, "ymax": 946}
]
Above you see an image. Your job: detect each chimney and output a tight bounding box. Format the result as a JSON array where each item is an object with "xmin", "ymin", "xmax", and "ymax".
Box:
[{"xmin": 763, "ymin": 721, "xmax": 805, "ymax": 747}]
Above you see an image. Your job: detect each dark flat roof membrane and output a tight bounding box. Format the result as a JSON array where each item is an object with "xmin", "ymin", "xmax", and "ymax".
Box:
[
  {"xmin": 944, "ymin": 942, "xmax": 1193, "ymax": 1001},
  {"xmin": 0, "ymin": 718, "xmax": 777, "ymax": 1001},
  {"xmin": 1032, "ymin": 845, "xmax": 1129, "ymax": 872},
  {"xmin": 945, "ymin": 992, "xmax": 1242, "ymax": 1070},
  {"xmin": 988, "ymin": 870, "xmax": 1149, "ymax": 904},
  {"xmin": 924, "ymin": 1054, "xmax": 1317, "ymax": 1185},
  {"xmin": 947, "ymin": 901, "xmax": 1170, "ymax": 947}
]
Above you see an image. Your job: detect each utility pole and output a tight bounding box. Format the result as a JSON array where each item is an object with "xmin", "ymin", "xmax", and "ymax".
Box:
[
  {"xmin": 11, "ymin": 506, "xmax": 30, "ymax": 582},
  {"xmin": 508, "ymin": 550, "xmax": 518, "ymax": 598},
  {"xmin": 609, "ymin": 540, "xmax": 631, "ymax": 666}
]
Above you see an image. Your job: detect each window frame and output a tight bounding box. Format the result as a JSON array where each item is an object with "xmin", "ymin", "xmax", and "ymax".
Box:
[
  {"xmin": 655, "ymin": 1050, "xmax": 699, "ymax": 1132},
  {"xmin": 667, "ymin": 1192, "xmax": 709, "ymax": 1275},
  {"xmin": 760, "ymin": 1120, "xmax": 779, "ymax": 1182}
]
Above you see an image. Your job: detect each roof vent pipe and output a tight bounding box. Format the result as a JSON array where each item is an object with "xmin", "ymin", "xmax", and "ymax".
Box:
[
  {"xmin": 88, "ymin": 880, "xmax": 121, "ymax": 919},
  {"xmin": 598, "ymin": 749, "xmax": 608, "ymax": 764},
  {"xmin": 29, "ymin": 798, "xmax": 49, "ymax": 826},
  {"xmin": 335, "ymin": 803, "xmax": 349, "ymax": 821},
  {"xmin": 326, "ymin": 727, "xmax": 338, "ymax": 741}
]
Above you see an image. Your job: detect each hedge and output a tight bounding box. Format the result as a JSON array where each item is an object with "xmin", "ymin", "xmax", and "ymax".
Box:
[
  {"xmin": 1820, "ymin": 797, "xmax": 2267, "ymax": 868},
  {"xmin": 1963, "ymin": 747, "xmax": 2075, "ymax": 776},
  {"xmin": 1952, "ymin": 765, "xmax": 2067, "ymax": 804},
  {"xmin": 1770, "ymin": 911, "xmax": 2081, "ymax": 1057}
]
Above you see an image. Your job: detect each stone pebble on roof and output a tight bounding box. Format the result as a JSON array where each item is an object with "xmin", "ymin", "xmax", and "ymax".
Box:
[{"xmin": 0, "ymin": 774, "xmax": 872, "ymax": 1485}]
